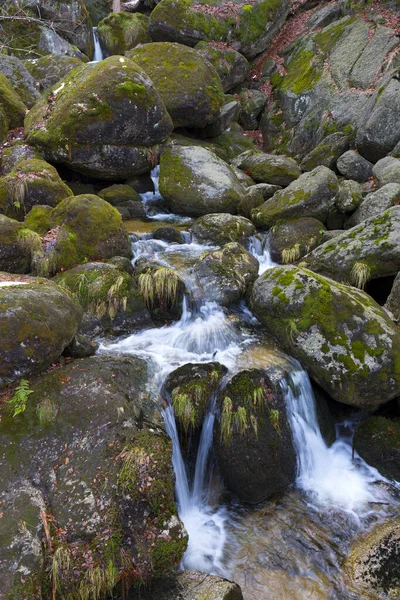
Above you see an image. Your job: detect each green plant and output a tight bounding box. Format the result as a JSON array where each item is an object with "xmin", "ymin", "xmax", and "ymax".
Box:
[
  {"xmin": 7, "ymin": 378, "xmax": 33, "ymax": 417},
  {"xmin": 8, "ymin": 175, "xmax": 28, "ymax": 213},
  {"xmin": 235, "ymin": 406, "xmax": 247, "ymax": 436},
  {"xmin": 220, "ymin": 396, "xmax": 233, "ymax": 447},
  {"xmin": 138, "ymin": 267, "xmax": 179, "ymax": 310},
  {"xmin": 287, "ymin": 319, "xmax": 298, "ymax": 345},
  {"xmin": 350, "ymin": 262, "xmax": 371, "ymax": 289},
  {"xmin": 269, "ymin": 409, "xmax": 281, "ymax": 436},
  {"xmin": 252, "ymin": 385, "xmax": 264, "ymax": 408},
  {"xmin": 172, "ymin": 391, "xmax": 196, "ymax": 433},
  {"xmin": 281, "ymin": 243, "xmax": 300, "ymax": 264}
]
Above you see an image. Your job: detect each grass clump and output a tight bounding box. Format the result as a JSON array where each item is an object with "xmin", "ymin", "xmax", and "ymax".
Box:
[
  {"xmin": 281, "ymin": 243, "xmax": 301, "ymax": 264},
  {"xmin": 172, "ymin": 392, "xmax": 196, "ymax": 433},
  {"xmin": 139, "ymin": 267, "xmax": 179, "ymax": 310},
  {"xmin": 350, "ymin": 262, "xmax": 371, "ymax": 289}
]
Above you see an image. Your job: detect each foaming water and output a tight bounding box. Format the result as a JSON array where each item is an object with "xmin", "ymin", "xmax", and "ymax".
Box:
[
  {"xmin": 248, "ymin": 234, "xmax": 276, "ymax": 274},
  {"xmin": 283, "ymin": 361, "xmax": 394, "ymax": 515},
  {"xmin": 139, "ymin": 166, "xmax": 192, "ymax": 223}
]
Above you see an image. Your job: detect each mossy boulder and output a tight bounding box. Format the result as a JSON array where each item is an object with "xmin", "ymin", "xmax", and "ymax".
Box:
[
  {"xmin": 0, "ymin": 141, "xmax": 43, "ymax": 176},
  {"xmin": 214, "ymin": 368, "xmax": 296, "ymax": 503},
  {"xmin": 24, "ymin": 54, "xmax": 83, "ymax": 93},
  {"xmin": 0, "ymin": 55, "xmax": 39, "ymax": 108},
  {"xmin": 385, "ymin": 271, "xmax": 400, "ymax": 322},
  {"xmin": 345, "ymin": 183, "xmax": 400, "ymax": 228},
  {"xmin": 136, "ymin": 262, "xmax": 187, "ymax": 323},
  {"xmin": 159, "ymin": 146, "xmax": 245, "ymax": 216},
  {"xmin": 232, "ymin": 150, "xmax": 301, "ymax": 186},
  {"xmin": 336, "ymin": 150, "xmax": 373, "ymax": 183},
  {"xmin": 0, "ymin": 159, "xmax": 72, "ymax": 220},
  {"xmin": 251, "ymin": 166, "xmax": 338, "ymax": 229},
  {"xmin": 303, "ymin": 207, "xmax": 400, "ymax": 287},
  {"xmin": 0, "ymin": 277, "xmax": 82, "ymax": 384},
  {"xmin": 0, "ymin": 216, "xmax": 31, "ymax": 274},
  {"xmin": 268, "ymin": 218, "xmax": 326, "ymax": 264},
  {"xmin": 163, "ymin": 362, "xmax": 227, "ymax": 432},
  {"xmin": 37, "ymin": 0, "xmax": 94, "ymax": 57},
  {"xmin": 335, "ymin": 179, "xmax": 363, "ymax": 214},
  {"xmin": 0, "ymin": 72, "xmax": 27, "ymax": 129},
  {"xmin": 54, "ymin": 262, "xmax": 151, "ymax": 336},
  {"xmin": 0, "ymin": 105, "xmax": 7, "ymax": 144},
  {"xmin": 353, "ymin": 416, "xmax": 400, "ymax": 481},
  {"xmin": 148, "ymin": 0, "xmax": 290, "ymax": 59},
  {"xmin": 98, "ymin": 183, "xmax": 145, "ymax": 218},
  {"xmin": 194, "ymin": 41, "xmax": 249, "ymax": 92},
  {"xmin": 0, "ymin": 355, "xmax": 187, "ymax": 597},
  {"xmin": 249, "ymin": 266, "xmax": 400, "ymax": 409},
  {"xmin": 24, "ymin": 204, "xmax": 54, "ymax": 235},
  {"xmin": 238, "ymin": 89, "xmax": 267, "ymax": 130},
  {"xmin": 191, "ymin": 213, "xmax": 255, "ymax": 246},
  {"xmin": 193, "ymin": 242, "xmax": 258, "ymax": 306},
  {"xmin": 127, "ymin": 42, "xmax": 224, "ymax": 129},
  {"xmin": 300, "ymin": 132, "xmax": 349, "ymax": 171},
  {"xmin": 237, "ymin": 186, "xmax": 265, "ymax": 219},
  {"xmin": 98, "ymin": 12, "xmax": 151, "ymax": 55},
  {"xmin": 347, "ymin": 518, "xmax": 400, "ymax": 599},
  {"xmin": 25, "ymin": 56, "xmax": 173, "ymax": 179}
]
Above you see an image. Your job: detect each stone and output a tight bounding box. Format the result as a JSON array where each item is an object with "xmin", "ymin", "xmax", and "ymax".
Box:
[
  {"xmin": 0, "ymin": 72, "xmax": 27, "ymax": 129},
  {"xmin": 335, "ymin": 179, "xmax": 363, "ymax": 213},
  {"xmin": 191, "ymin": 213, "xmax": 255, "ymax": 246},
  {"xmin": 353, "ymin": 416, "xmax": 400, "ymax": 481},
  {"xmin": 372, "ymin": 156, "xmax": 400, "ymax": 186},
  {"xmin": 0, "ymin": 141, "xmax": 42, "ymax": 176},
  {"xmin": 159, "ymin": 146, "xmax": 245, "ymax": 217},
  {"xmin": 0, "ymin": 217, "xmax": 31, "ymax": 274},
  {"xmin": 385, "ymin": 271, "xmax": 400, "ymax": 322},
  {"xmin": 269, "ymin": 218, "xmax": 326, "ymax": 264},
  {"xmin": 237, "ymin": 186, "xmax": 265, "ymax": 219},
  {"xmin": 345, "ymin": 183, "xmax": 400, "ymax": 228},
  {"xmin": 238, "ymin": 89, "xmax": 267, "ymax": 130},
  {"xmin": 98, "ymin": 12, "xmax": 150, "ymax": 54},
  {"xmin": 196, "ymin": 100, "xmax": 240, "ymax": 139},
  {"xmin": 194, "ymin": 41, "xmax": 249, "ymax": 92},
  {"xmin": 232, "ymin": 150, "xmax": 301, "ymax": 186},
  {"xmin": 300, "ymin": 132, "xmax": 349, "ymax": 171},
  {"xmin": 137, "ymin": 570, "xmax": 244, "ymax": 600},
  {"xmin": 336, "ymin": 150, "xmax": 373, "ymax": 182},
  {"xmin": 24, "ymin": 55, "xmax": 83, "ymax": 93},
  {"xmin": 148, "ymin": 227, "xmax": 186, "ymax": 244},
  {"xmin": 0, "ymin": 55, "xmax": 39, "ymax": 108},
  {"xmin": 249, "ymin": 266, "xmax": 400, "ymax": 409}
]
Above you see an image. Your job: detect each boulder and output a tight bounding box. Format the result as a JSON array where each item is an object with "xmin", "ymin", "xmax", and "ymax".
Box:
[
  {"xmin": 0, "ymin": 159, "xmax": 72, "ymax": 220},
  {"xmin": 336, "ymin": 150, "xmax": 373, "ymax": 182},
  {"xmin": 194, "ymin": 41, "xmax": 249, "ymax": 92},
  {"xmin": 0, "ymin": 141, "xmax": 43, "ymax": 176},
  {"xmin": 191, "ymin": 213, "xmax": 255, "ymax": 246},
  {"xmin": 237, "ymin": 186, "xmax": 265, "ymax": 219},
  {"xmin": 54, "ymin": 262, "xmax": 151, "ymax": 336},
  {"xmin": 98, "ymin": 183, "xmax": 145, "ymax": 218},
  {"xmin": 232, "ymin": 150, "xmax": 301, "ymax": 186},
  {"xmin": 163, "ymin": 362, "xmax": 227, "ymax": 432},
  {"xmin": 215, "ymin": 368, "xmax": 296, "ymax": 503},
  {"xmin": 0, "ymin": 276, "xmax": 82, "ymax": 384},
  {"xmin": 300, "ymin": 132, "xmax": 349, "ymax": 171},
  {"xmin": 0, "ymin": 72, "xmax": 27, "ymax": 129},
  {"xmin": 268, "ymin": 218, "xmax": 326, "ymax": 264},
  {"xmin": 193, "ymin": 242, "xmax": 258, "ymax": 306},
  {"xmin": 25, "ymin": 56, "xmax": 173, "ymax": 179},
  {"xmin": 252, "ymin": 166, "xmax": 338, "ymax": 229},
  {"xmin": 98, "ymin": 12, "xmax": 150, "ymax": 55},
  {"xmin": 137, "ymin": 571, "xmax": 243, "ymax": 600},
  {"xmin": 372, "ymin": 156, "xmax": 400, "ymax": 186},
  {"xmin": 347, "ymin": 519, "xmax": 400, "ymax": 598},
  {"xmin": 127, "ymin": 42, "xmax": 224, "ymax": 129},
  {"xmin": 148, "ymin": 227, "xmax": 187, "ymax": 244},
  {"xmin": 249, "ymin": 266, "xmax": 400, "ymax": 409},
  {"xmin": 24, "ymin": 55, "xmax": 83, "ymax": 93},
  {"xmin": 0, "ymin": 355, "xmax": 187, "ymax": 597},
  {"xmin": 195, "ymin": 99, "xmax": 240, "ymax": 139},
  {"xmin": 148, "ymin": 0, "xmax": 290, "ymax": 59},
  {"xmin": 238, "ymin": 89, "xmax": 267, "ymax": 130},
  {"xmin": 0, "ymin": 55, "xmax": 39, "ymax": 107},
  {"xmin": 0, "ymin": 105, "xmax": 7, "ymax": 144},
  {"xmin": 335, "ymin": 179, "xmax": 363, "ymax": 213},
  {"xmin": 0, "ymin": 216, "xmax": 31, "ymax": 274},
  {"xmin": 159, "ymin": 146, "xmax": 245, "ymax": 217},
  {"xmin": 345, "ymin": 183, "xmax": 400, "ymax": 228},
  {"xmin": 385, "ymin": 271, "xmax": 400, "ymax": 322},
  {"xmin": 353, "ymin": 416, "xmax": 400, "ymax": 482},
  {"xmin": 303, "ymin": 207, "xmax": 400, "ymax": 286}
]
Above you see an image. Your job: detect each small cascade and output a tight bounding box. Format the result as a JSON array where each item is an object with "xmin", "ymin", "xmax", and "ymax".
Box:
[
  {"xmin": 282, "ymin": 360, "xmax": 393, "ymax": 514},
  {"xmin": 139, "ymin": 166, "xmax": 191, "ymax": 223},
  {"xmin": 248, "ymin": 234, "xmax": 276, "ymax": 274},
  {"xmin": 92, "ymin": 28, "xmax": 104, "ymax": 62}
]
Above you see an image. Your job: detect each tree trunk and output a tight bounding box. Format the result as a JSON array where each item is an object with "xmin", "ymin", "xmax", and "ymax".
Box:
[{"xmin": 112, "ymin": 0, "xmax": 121, "ymax": 12}]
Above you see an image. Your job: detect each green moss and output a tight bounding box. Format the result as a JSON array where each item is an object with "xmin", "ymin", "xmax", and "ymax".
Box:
[
  {"xmin": 98, "ymin": 12, "xmax": 150, "ymax": 55},
  {"xmin": 279, "ymin": 49, "xmax": 322, "ymax": 94},
  {"xmin": 314, "ymin": 17, "xmax": 355, "ymax": 54},
  {"xmin": 0, "ymin": 72, "xmax": 27, "ymax": 129}
]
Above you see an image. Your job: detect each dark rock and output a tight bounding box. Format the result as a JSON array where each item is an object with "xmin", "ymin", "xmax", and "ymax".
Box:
[
  {"xmin": 336, "ymin": 150, "xmax": 373, "ymax": 182},
  {"xmin": 268, "ymin": 217, "xmax": 326, "ymax": 264},
  {"xmin": 63, "ymin": 333, "xmax": 98, "ymax": 358},
  {"xmin": 191, "ymin": 213, "xmax": 255, "ymax": 246},
  {"xmin": 353, "ymin": 416, "xmax": 400, "ymax": 481}
]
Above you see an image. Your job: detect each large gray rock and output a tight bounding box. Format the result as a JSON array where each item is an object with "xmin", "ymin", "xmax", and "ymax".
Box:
[
  {"xmin": 24, "ymin": 54, "xmax": 83, "ymax": 93},
  {"xmin": 159, "ymin": 146, "xmax": 245, "ymax": 217},
  {"xmin": 353, "ymin": 416, "xmax": 400, "ymax": 482},
  {"xmin": 269, "ymin": 217, "xmax": 326, "ymax": 264},
  {"xmin": 25, "ymin": 56, "xmax": 173, "ymax": 179},
  {"xmin": 249, "ymin": 266, "xmax": 400, "ymax": 409},
  {"xmin": 300, "ymin": 132, "xmax": 349, "ymax": 171},
  {"xmin": 194, "ymin": 41, "xmax": 249, "ymax": 92},
  {"xmin": 138, "ymin": 571, "xmax": 243, "ymax": 600},
  {"xmin": 372, "ymin": 156, "xmax": 400, "ymax": 186},
  {"xmin": 98, "ymin": 12, "xmax": 150, "ymax": 55},
  {"xmin": 238, "ymin": 89, "xmax": 267, "ymax": 130},
  {"xmin": 336, "ymin": 150, "xmax": 373, "ymax": 182},
  {"xmin": 335, "ymin": 179, "xmax": 363, "ymax": 213},
  {"xmin": 232, "ymin": 150, "xmax": 301, "ymax": 186},
  {"xmin": 251, "ymin": 166, "xmax": 338, "ymax": 229},
  {"xmin": 0, "ymin": 55, "xmax": 39, "ymax": 108},
  {"xmin": 0, "ymin": 277, "xmax": 82, "ymax": 384},
  {"xmin": 303, "ymin": 206, "xmax": 400, "ymax": 286},
  {"xmin": 345, "ymin": 183, "xmax": 400, "ymax": 227},
  {"xmin": 191, "ymin": 213, "xmax": 255, "ymax": 246}
]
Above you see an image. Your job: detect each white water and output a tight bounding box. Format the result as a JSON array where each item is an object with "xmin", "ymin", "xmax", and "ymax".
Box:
[
  {"xmin": 248, "ymin": 234, "xmax": 276, "ymax": 274},
  {"xmin": 92, "ymin": 28, "xmax": 104, "ymax": 62},
  {"xmin": 283, "ymin": 361, "xmax": 393, "ymax": 516}
]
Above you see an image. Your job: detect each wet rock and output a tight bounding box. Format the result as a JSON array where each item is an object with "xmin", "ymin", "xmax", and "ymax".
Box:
[
  {"xmin": 372, "ymin": 156, "xmax": 400, "ymax": 186},
  {"xmin": 345, "ymin": 183, "xmax": 400, "ymax": 228},
  {"xmin": 98, "ymin": 12, "xmax": 150, "ymax": 54},
  {"xmin": 194, "ymin": 41, "xmax": 249, "ymax": 92},
  {"xmin": 215, "ymin": 368, "xmax": 296, "ymax": 503},
  {"xmin": 63, "ymin": 333, "xmax": 98, "ymax": 358},
  {"xmin": 0, "ymin": 72, "xmax": 27, "ymax": 129},
  {"xmin": 159, "ymin": 146, "xmax": 245, "ymax": 217},
  {"xmin": 335, "ymin": 179, "xmax": 363, "ymax": 213},
  {"xmin": 148, "ymin": 0, "xmax": 290, "ymax": 59},
  {"xmin": 348, "ymin": 518, "xmax": 400, "ymax": 598},
  {"xmin": 303, "ymin": 206, "xmax": 400, "ymax": 286},
  {"xmin": 300, "ymin": 132, "xmax": 350, "ymax": 171},
  {"xmin": 0, "ymin": 159, "xmax": 73, "ymax": 220},
  {"xmin": 0, "ymin": 216, "xmax": 31, "ymax": 274},
  {"xmin": 24, "ymin": 55, "xmax": 83, "ymax": 94},
  {"xmin": 0, "ymin": 276, "xmax": 82, "ymax": 384},
  {"xmin": 108, "ymin": 255, "xmax": 135, "ymax": 275},
  {"xmin": 191, "ymin": 213, "xmax": 255, "ymax": 246},
  {"xmin": 149, "ymin": 227, "xmax": 187, "ymax": 244},
  {"xmin": 0, "ymin": 55, "xmax": 39, "ymax": 108},
  {"xmin": 163, "ymin": 362, "xmax": 227, "ymax": 431},
  {"xmin": 54, "ymin": 261, "xmax": 151, "ymax": 336},
  {"xmin": 238, "ymin": 89, "xmax": 267, "ymax": 130},
  {"xmin": 98, "ymin": 183, "xmax": 145, "ymax": 218},
  {"xmin": 249, "ymin": 266, "xmax": 400, "ymax": 409},
  {"xmin": 136, "ymin": 570, "xmax": 244, "ymax": 600},
  {"xmin": 237, "ymin": 186, "xmax": 265, "ymax": 219},
  {"xmin": 268, "ymin": 218, "xmax": 326, "ymax": 264},
  {"xmin": 336, "ymin": 150, "xmax": 373, "ymax": 182},
  {"xmin": 193, "ymin": 242, "xmax": 258, "ymax": 306},
  {"xmin": 232, "ymin": 150, "xmax": 301, "ymax": 186},
  {"xmin": 353, "ymin": 416, "xmax": 400, "ymax": 481},
  {"xmin": 252, "ymin": 166, "xmax": 338, "ymax": 229},
  {"xmin": 25, "ymin": 56, "xmax": 173, "ymax": 179},
  {"xmin": 127, "ymin": 42, "xmax": 224, "ymax": 129}
]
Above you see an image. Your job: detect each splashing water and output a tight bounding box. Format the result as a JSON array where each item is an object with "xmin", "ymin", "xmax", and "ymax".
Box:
[{"xmin": 248, "ymin": 234, "xmax": 276, "ymax": 274}]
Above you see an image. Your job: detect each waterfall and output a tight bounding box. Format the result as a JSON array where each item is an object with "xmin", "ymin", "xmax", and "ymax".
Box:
[
  {"xmin": 248, "ymin": 234, "xmax": 276, "ymax": 274},
  {"xmin": 92, "ymin": 28, "xmax": 104, "ymax": 62},
  {"xmin": 282, "ymin": 360, "xmax": 393, "ymax": 514}
]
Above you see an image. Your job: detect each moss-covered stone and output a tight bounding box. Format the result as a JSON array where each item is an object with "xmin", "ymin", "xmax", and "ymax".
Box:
[
  {"xmin": 353, "ymin": 416, "xmax": 400, "ymax": 481},
  {"xmin": 268, "ymin": 217, "xmax": 326, "ymax": 264},
  {"xmin": 24, "ymin": 205, "xmax": 54, "ymax": 235},
  {"xmin": 249, "ymin": 266, "xmax": 400, "ymax": 409},
  {"xmin": 191, "ymin": 213, "xmax": 255, "ymax": 246},
  {"xmin": 24, "ymin": 55, "xmax": 83, "ymax": 94},
  {"xmin": 194, "ymin": 41, "xmax": 249, "ymax": 92},
  {"xmin": 0, "ymin": 105, "xmax": 8, "ymax": 144},
  {"xmin": 0, "ymin": 159, "xmax": 72, "ymax": 220},
  {"xmin": 0, "ymin": 72, "xmax": 27, "ymax": 129},
  {"xmin": 98, "ymin": 12, "xmax": 150, "ymax": 55},
  {"xmin": 0, "ymin": 216, "xmax": 31, "ymax": 274},
  {"xmin": 98, "ymin": 183, "xmax": 142, "ymax": 205},
  {"xmin": 25, "ymin": 56, "xmax": 173, "ymax": 179},
  {"xmin": 232, "ymin": 150, "xmax": 301, "ymax": 186},
  {"xmin": 0, "ymin": 55, "xmax": 39, "ymax": 108},
  {"xmin": 0, "ymin": 141, "xmax": 43, "ymax": 176}
]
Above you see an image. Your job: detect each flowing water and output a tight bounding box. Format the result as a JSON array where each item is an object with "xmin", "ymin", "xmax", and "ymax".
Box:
[
  {"xmin": 92, "ymin": 28, "xmax": 104, "ymax": 62},
  {"xmin": 99, "ymin": 176, "xmax": 399, "ymax": 598}
]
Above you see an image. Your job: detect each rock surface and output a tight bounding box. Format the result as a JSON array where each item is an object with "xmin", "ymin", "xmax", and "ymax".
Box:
[
  {"xmin": 353, "ymin": 416, "xmax": 400, "ymax": 482},
  {"xmin": 191, "ymin": 213, "xmax": 255, "ymax": 246}
]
